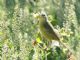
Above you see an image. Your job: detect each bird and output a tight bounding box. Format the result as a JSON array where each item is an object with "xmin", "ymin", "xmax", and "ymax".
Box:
[
  {"xmin": 34, "ymin": 12, "xmax": 60, "ymax": 41},
  {"xmin": 34, "ymin": 11, "xmax": 73, "ymax": 54}
]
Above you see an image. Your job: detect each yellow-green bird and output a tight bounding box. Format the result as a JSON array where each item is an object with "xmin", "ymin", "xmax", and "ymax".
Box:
[
  {"xmin": 34, "ymin": 12, "xmax": 73, "ymax": 54},
  {"xmin": 34, "ymin": 12, "xmax": 60, "ymax": 41}
]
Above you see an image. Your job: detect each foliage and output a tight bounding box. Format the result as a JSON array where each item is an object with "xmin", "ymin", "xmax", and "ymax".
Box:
[{"xmin": 0, "ymin": 0, "xmax": 80, "ymax": 60}]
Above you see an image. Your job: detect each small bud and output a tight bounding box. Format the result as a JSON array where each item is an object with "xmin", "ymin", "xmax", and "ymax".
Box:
[{"xmin": 32, "ymin": 40, "xmax": 37, "ymax": 46}]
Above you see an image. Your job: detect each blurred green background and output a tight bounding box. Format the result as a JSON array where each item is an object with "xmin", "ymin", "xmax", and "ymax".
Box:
[{"xmin": 0, "ymin": 0, "xmax": 80, "ymax": 60}]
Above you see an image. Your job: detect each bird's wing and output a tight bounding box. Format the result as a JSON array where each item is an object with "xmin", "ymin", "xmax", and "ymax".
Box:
[{"xmin": 42, "ymin": 19, "xmax": 60, "ymax": 40}]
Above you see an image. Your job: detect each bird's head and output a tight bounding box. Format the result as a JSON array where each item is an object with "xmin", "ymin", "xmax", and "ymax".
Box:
[{"xmin": 34, "ymin": 12, "xmax": 47, "ymax": 23}]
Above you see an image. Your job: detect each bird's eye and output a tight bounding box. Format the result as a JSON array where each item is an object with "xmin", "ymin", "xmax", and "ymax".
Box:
[{"xmin": 41, "ymin": 14, "xmax": 45, "ymax": 16}]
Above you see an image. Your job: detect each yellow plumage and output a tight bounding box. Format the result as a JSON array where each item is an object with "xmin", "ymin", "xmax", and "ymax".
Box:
[{"xmin": 34, "ymin": 12, "xmax": 60, "ymax": 41}]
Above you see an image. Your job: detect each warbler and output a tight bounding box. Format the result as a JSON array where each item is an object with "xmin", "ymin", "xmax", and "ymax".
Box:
[
  {"xmin": 34, "ymin": 12, "xmax": 73, "ymax": 54},
  {"xmin": 34, "ymin": 12, "xmax": 60, "ymax": 41}
]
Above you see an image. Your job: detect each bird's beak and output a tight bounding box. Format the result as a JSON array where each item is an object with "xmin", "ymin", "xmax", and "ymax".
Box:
[{"xmin": 33, "ymin": 13, "xmax": 41, "ymax": 20}]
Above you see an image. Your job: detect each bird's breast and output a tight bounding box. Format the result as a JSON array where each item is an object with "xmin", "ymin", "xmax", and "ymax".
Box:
[{"xmin": 39, "ymin": 21, "xmax": 60, "ymax": 40}]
